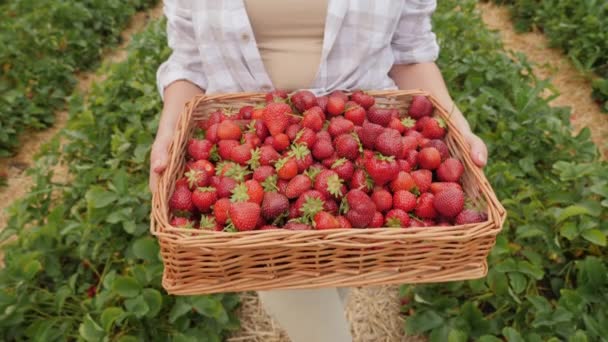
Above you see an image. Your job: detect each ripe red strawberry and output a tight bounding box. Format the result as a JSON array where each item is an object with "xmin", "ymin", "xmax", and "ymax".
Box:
[
  {"xmin": 284, "ymin": 222, "xmax": 313, "ymax": 230},
  {"xmin": 455, "ymin": 209, "xmax": 488, "ymax": 225},
  {"xmin": 390, "ymin": 171, "xmax": 415, "ymax": 192},
  {"xmin": 328, "ymin": 117, "xmax": 355, "ymax": 138},
  {"xmin": 218, "ymin": 140, "xmax": 239, "ymax": 160},
  {"xmin": 421, "ymin": 117, "xmax": 446, "ymax": 139},
  {"xmin": 350, "ymin": 168, "xmax": 373, "ymax": 194},
  {"xmin": 291, "ymin": 90, "xmax": 318, "ymax": 113},
  {"xmin": 230, "ymin": 144, "xmax": 252, "ymax": 165},
  {"xmin": 263, "ymin": 102, "xmax": 291, "ymax": 136},
  {"xmin": 405, "ymin": 128, "xmax": 424, "ymax": 144},
  {"xmin": 408, "ymin": 96, "xmax": 434, "ymax": 119},
  {"xmin": 364, "ymin": 155, "xmax": 399, "ymax": 186},
  {"xmin": 293, "ymin": 190, "xmax": 326, "ymax": 216},
  {"xmin": 316, "ymin": 130, "xmax": 331, "ymax": 141},
  {"xmin": 335, "ymin": 134, "xmax": 360, "ymax": 160},
  {"xmin": 433, "ymin": 188, "xmax": 464, "ymax": 218},
  {"xmin": 215, "ymin": 177, "xmax": 237, "ymax": 198},
  {"xmin": 170, "ymin": 217, "xmax": 195, "ymax": 228},
  {"xmin": 351, "ymin": 91, "xmax": 375, "ymax": 109},
  {"xmin": 295, "ymin": 128, "xmax": 317, "ymax": 148},
  {"xmin": 261, "ymin": 192, "xmax": 289, "ymax": 220},
  {"xmin": 375, "ymin": 129, "xmax": 403, "ymax": 158},
  {"xmin": 398, "ymin": 160, "xmax": 411, "ymax": 173},
  {"xmin": 205, "ymin": 123, "xmax": 219, "ymax": 143},
  {"xmin": 169, "ymin": 179, "xmax": 195, "ymax": 213},
  {"xmin": 327, "ymin": 96, "xmax": 346, "ymax": 117},
  {"xmin": 415, "ymin": 116, "xmax": 432, "ymax": 132},
  {"xmin": 295, "ymin": 153, "xmax": 314, "ymax": 173},
  {"xmin": 359, "ymin": 121, "xmax": 384, "ymax": 149},
  {"xmin": 312, "ymin": 139, "xmax": 335, "ymax": 160},
  {"xmin": 187, "ymin": 138, "xmax": 213, "ymax": 160},
  {"xmin": 277, "ymin": 179, "xmax": 289, "ymax": 194},
  {"xmin": 411, "ymin": 169, "xmax": 432, "ymax": 193},
  {"xmin": 371, "ymin": 188, "xmax": 393, "ymax": 212},
  {"xmin": 436, "ymin": 158, "xmax": 464, "ymax": 182},
  {"xmin": 259, "ymin": 145, "xmax": 280, "ymax": 165},
  {"xmin": 192, "ymin": 187, "xmax": 218, "ymax": 212},
  {"xmin": 285, "ymin": 174, "xmax": 312, "ymax": 199},
  {"xmin": 239, "ymin": 105, "xmax": 254, "ymax": 119},
  {"xmin": 244, "ymin": 179, "xmax": 264, "ymax": 205},
  {"xmin": 418, "ymin": 147, "xmax": 441, "ymax": 170},
  {"xmin": 253, "ymin": 165, "xmax": 275, "ymax": 182},
  {"xmin": 217, "ymin": 120, "xmax": 242, "ymax": 140},
  {"xmin": 324, "ymin": 199, "xmax": 339, "ymax": 214},
  {"xmin": 369, "ymin": 211, "xmax": 385, "ymax": 228},
  {"xmin": 405, "ymin": 150, "xmax": 418, "ymax": 168},
  {"xmin": 185, "ymin": 169, "xmax": 209, "ymax": 189},
  {"xmin": 302, "ymin": 109, "xmax": 324, "ymax": 132},
  {"xmin": 423, "ymin": 139, "xmax": 449, "ymax": 161},
  {"xmin": 316, "ymin": 95, "xmax": 328, "ymax": 112},
  {"xmin": 260, "ymin": 225, "xmax": 279, "ymax": 230},
  {"xmin": 393, "ymin": 190, "xmax": 417, "ymax": 212},
  {"xmin": 337, "ymin": 216, "xmax": 352, "ymax": 228},
  {"xmin": 314, "ymin": 170, "xmax": 346, "ymax": 199},
  {"xmin": 187, "ymin": 159, "xmax": 216, "ymax": 178},
  {"xmin": 254, "ymin": 120, "xmax": 269, "ymax": 141},
  {"xmin": 276, "ymin": 158, "xmax": 298, "ymax": 180},
  {"xmin": 430, "ymin": 182, "xmax": 463, "ymax": 194},
  {"xmin": 314, "ymin": 211, "xmax": 340, "ymax": 229},
  {"xmin": 229, "ymin": 202, "xmax": 261, "ymax": 231},
  {"xmin": 386, "ymin": 209, "xmax": 410, "ymax": 227},
  {"xmin": 271, "ymin": 133, "xmax": 290, "ymax": 152},
  {"xmin": 331, "ymin": 158, "xmax": 354, "ymax": 181},
  {"xmin": 329, "ymin": 90, "xmax": 349, "ymax": 102},
  {"xmin": 213, "ymin": 197, "xmax": 231, "ymax": 225},
  {"xmin": 265, "ymin": 90, "xmax": 288, "ymax": 103},
  {"xmin": 402, "ymin": 136, "xmax": 418, "ymax": 154},
  {"xmin": 415, "ymin": 193, "xmax": 437, "ymax": 219},
  {"xmin": 344, "ymin": 189, "xmax": 376, "ymax": 228},
  {"xmin": 344, "ymin": 102, "xmax": 366, "ymax": 126},
  {"xmin": 285, "ymin": 124, "xmax": 301, "ymax": 141},
  {"xmin": 367, "ymin": 106, "xmax": 393, "ymax": 127},
  {"xmin": 242, "ymin": 132, "xmax": 261, "ymax": 148}
]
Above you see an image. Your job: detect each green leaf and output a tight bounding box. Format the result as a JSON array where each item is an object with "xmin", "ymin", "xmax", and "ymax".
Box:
[
  {"xmin": 124, "ymin": 295, "xmax": 149, "ymax": 318},
  {"xmin": 85, "ymin": 186, "xmax": 118, "ymax": 209},
  {"xmin": 79, "ymin": 314, "xmax": 105, "ymax": 342},
  {"xmin": 559, "ymin": 222, "xmax": 579, "ymax": 240},
  {"xmin": 112, "ymin": 276, "xmax": 141, "ymax": 298},
  {"xmin": 478, "ymin": 336, "xmax": 502, "ymax": 342},
  {"xmin": 142, "ymin": 288, "xmax": 163, "ymax": 318},
  {"xmin": 503, "ymin": 327, "xmax": 524, "ymax": 342},
  {"xmin": 169, "ymin": 297, "xmax": 192, "ymax": 323},
  {"xmin": 568, "ymin": 330, "xmax": 588, "ymax": 342},
  {"xmin": 117, "ymin": 336, "xmax": 140, "ymax": 342},
  {"xmin": 556, "ymin": 205, "xmax": 591, "ymax": 223},
  {"xmin": 405, "ymin": 310, "xmax": 444, "ymax": 334},
  {"xmin": 509, "ymin": 273, "xmax": 527, "ymax": 294},
  {"xmin": 448, "ymin": 329, "xmax": 468, "ymax": 342},
  {"xmin": 100, "ymin": 307, "xmax": 124, "ymax": 331},
  {"xmin": 132, "ymin": 237, "xmax": 159, "ymax": 262},
  {"xmin": 22, "ymin": 259, "xmax": 42, "ymax": 280},
  {"xmin": 191, "ymin": 296, "xmax": 229, "ymax": 324},
  {"xmin": 581, "ymin": 229, "xmax": 606, "ymax": 246}
]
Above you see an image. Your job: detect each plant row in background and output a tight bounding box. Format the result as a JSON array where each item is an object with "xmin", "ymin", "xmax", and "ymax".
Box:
[
  {"xmin": 400, "ymin": 1, "xmax": 608, "ymax": 341},
  {"xmin": 487, "ymin": 0, "xmax": 608, "ymax": 112},
  {"xmin": 0, "ymin": 20, "xmax": 239, "ymax": 341},
  {"xmin": 0, "ymin": 0, "xmax": 158, "ymax": 157}
]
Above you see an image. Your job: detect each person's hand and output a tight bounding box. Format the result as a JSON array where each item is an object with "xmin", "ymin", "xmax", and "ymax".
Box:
[
  {"xmin": 149, "ymin": 129, "xmax": 174, "ymax": 194},
  {"xmin": 453, "ymin": 122, "xmax": 487, "ymax": 168}
]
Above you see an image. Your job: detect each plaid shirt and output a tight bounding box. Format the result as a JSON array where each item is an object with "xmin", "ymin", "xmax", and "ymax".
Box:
[{"xmin": 157, "ymin": 0, "xmax": 439, "ymax": 97}]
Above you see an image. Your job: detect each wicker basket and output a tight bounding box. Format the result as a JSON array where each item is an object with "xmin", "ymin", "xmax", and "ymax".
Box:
[{"xmin": 150, "ymin": 90, "xmax": 506, "ymax": 295}]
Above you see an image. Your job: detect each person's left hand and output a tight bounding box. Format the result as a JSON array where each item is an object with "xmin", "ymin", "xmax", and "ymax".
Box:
[{"xmin": 458, "ymin": 127, "xmax": 487, "ymax": 168}]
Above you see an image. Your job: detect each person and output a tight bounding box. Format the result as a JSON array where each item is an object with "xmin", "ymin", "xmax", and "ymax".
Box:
[{"xmin": 149, "ymin": 1, "xmax": 487, "ymax": 341}]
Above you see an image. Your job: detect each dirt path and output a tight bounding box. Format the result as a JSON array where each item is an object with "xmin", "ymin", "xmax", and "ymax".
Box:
[
  {"xmin": 477, "ymin": 2, "xmax": 608, "ymax": 158},
  {"xmin": 0, "ymin": 4, "xmax": 164, "ymax": 230}
]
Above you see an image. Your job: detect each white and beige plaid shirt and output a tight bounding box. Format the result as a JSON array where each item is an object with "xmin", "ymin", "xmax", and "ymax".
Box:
[{"xmin": 157, "ymin": 0, "xmax": 439, "ymax": 97}]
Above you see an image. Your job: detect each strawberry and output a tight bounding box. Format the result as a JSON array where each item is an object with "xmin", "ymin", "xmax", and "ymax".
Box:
[
  {"xmin": 285, "ymin": 174, "xmax": 312, "ymax": 199},
  {"xmin": 213, "ymin": 197, "xmax": 231, "ymax": 225},
  {"xmin": 415, "ymin": 116, "xmax": 432, "ymax": 131},
  {"xmin": 398, "ymin": 159, "xmax": 411, "ymax": 172},
  {"xmin": 405, "ymin": 128, "xmax": 424, "ymax": 145},
  {"xmin": 187, "ymin": 138, "xmax": 213, "ymax": 160},
  {"xmin": 393, "ymin": 190, "xmax": 417, "ymax": 212},
  {"xmin": 327, "ymin": 96, "xmax": 346, "ymax": 116},
  {"xmin": 421, "ymin": 117, "xmax": 446, "ymax": 139},
  {"xmin": 314, "ymin": 170, "xmax": 346, "ymax": 199},
  {"xmin": 408, "ymin": 96, "xmax": 434, "ymax": 119},
  {"xmin": 455, "ymin": 209, "xmax": 488, "ymax": 225},
  {"xmin": 411, "ymin": 169, "xmax": 432, "ymax": 193},
  {"xmin": 230, "ymin": 144, "xmax": 252, "ymax": 165},
  {"xmin": 215, "ymin": 177, "xmax": 237, "ymax": 198},
  {"xmin": 344, "ymin": 189, "xmax": 376, "ymax": 228},
  {"xmin": 277, "ymin": 179, "xmax": 289, "ymax": 194},
  {"xmin": 259, "ymin": 145, "xmax": 280, "ymax": 165},
  {"xmin": 344, "ymin": 102, "xmax": 366, "ymax": 126},
  {"xmin": 265, "ymin": 90, "xmax": 288, "ymax": 103},
  {"xmin": 286, "ymin": 124, "xmax": 301, "ymax": 141},
  {"xmin": 390, "ymin": 171, "xmax": 416, "ymax": 192},
  {"xmin": 350, "ymin": 168, "xmax": 373, "ymax": 194},
  {"xmin": 312, "ymin": 139, "xmax": 335, "ymax": 160},
  {"xmin": 254, "ymin": 120, "xmax": 269, "ymax": 141},
  {"xmin": 293, "ymin": 190, "xmax": 326, "ymax": 216},
  {"xmin": 388, "ymin": 117, "xmax": 406, "ymax": 134},
  {"xmin": 229, "ymin": 202, "xmax": 261, "ymax": 231},
  {"xmin": 302, "ymin": 109, "xmax": 324, "ymax": 131},
  {"xmin": 284, "ymin": 222, "xmax": 313, "ymax": 230},
  {"xmin": 337, "ymin": 215, "xmax": 352, "ymax": 228},
  {"xmin": 217, "ymin": 120, "xmax": 242, "ymax": 140},
  {"xmin": 239, "ymin": 105, "xmax": 254, "ymax": 119},
  {"xmin": 324, "ymin": 199, "xmax": 339, "ymax": 214},
  {"xmin": 314, "ymin": 211, "xmax": 340, "ymax": 229},
  {"xmin": 334, "ymin": 134, "xmax": 360, "ymax": 160},
  {"xmin": 328, "ymin": 117, "xmax": 355, "ymax": 138},
  {"xmin": 359, "ymin": 121, "xmax": 384, "ymax": 149},
  {"xmin": 316, "ymin": 95, "xmax": 328, "ymax": 112},
  {"xmin": 436, "ymin": 158, "xmax": 464, "ymax": 182},
  {"xmin": 187, "ymin": 160, "xmax": 216, "ymax": 178},
  {"xmin": 371, "ymin": 188, "xmax": 393, "ymax": 212},
  {"xmin": 423, "ymin": 139, "xmax": 449, "ymax": 161},
  {"xmin": 369, "ymin": 211, "xmax": 385, "ymax": 228},
  {"xmin": 260, "ymin": 225, "xmax": 279, "ymax": 230},
  {"xmin": 351, "ymin": 91, "xmax": 375, "ymax": 109},
  {"xmin": 218, "ymin": 140, "xmax": 239, "ymax": 160},
  {"xmin": 295, "ymin": 153, "xmax": 314, "ymax": 173},
  {"xmin": 272, "ymin": 133, "xmax": 291, "ymax": 152},
  {"xmin": 252, "ymin": 108, "xmax": 265, "ymax": 120},
  {"xmin": 208, "ymin": 110, "xmax": 227, "ymax": 126},
  {"xmin": 253, "ymin": 165, "xmax": 275, "ymax": 182},
  {"xmin": 245, "ymin": 179, "xmax": 264, "ymax": 205},
  {"xmin": 367, "ymin": 106, "xmax": 392, "ymax": 127},
  {"xmin": 415, "ymin": 193, "xmax": 437, "ymax": 219},
  {"xmin": 405, "ymin": 150, "xmax": 418, "ymax": 168},
  {"xmin": 205, "ymin": 123, "xmax": 219, "ymax": 143},
  {"xmin": 185, "ymin": 169, "xmax": 209, "ymax": 189},
  {"xmin": 200, "ymin": 215, "xmax": 221, "ymax": 231},
  {"xmin": 242, "ymin": 132, "xmax": 261, "ymax": 148},
  {"xmin": 192, "ymin": 187, "xmax": 218, "ymax": 212},
  {"xmin": 275, "ymin": 157, "xmax": 298, "ymax": 180},
  {"xmin": 316, "ymin": 130, "xmax": 332, "ymax": 141},
  {"xmin": 295, "ymin": 127, "xmax": 317, "ymax": 148},
  {"xmin": 418, "ymin": 147, "xmax": 441, "ymax": 170},
  {"xmin": 375, "ymin": 128, "xmax": 403, "ymax": 158},
  {"xmin": 433, "ymin": 187, "xmax": 464, "ymax": 218},
  {"xmin": 291, "ymin": 90, "xmax": 318, "ymax": 113},
  {"xmin": 261, "ymin": 192, "xmax": 290, "ymax": 220},
  {"xmin": 263, "ymin": 102, "xmax": 291, "ymax": 136},
  {"xmin": 364, "ymin": 155, "xmax": 399, "ymax": 186},
  {"xmin": 430, "ymin": 182, "xmax": 463, "ymax": 194},
  {"xmin": 330, "ymin": 158, "xmax": 354, "ymax": 181},
  {"xmin": 170, "ymin": 217, "xmax": 195, "ymax": 228},
  {"xmin": 329, "ymin": 90, "xmax": 349, "ymax": 102},
  {"xmin": 169, "ymin": 179, "xmax": 195, "ymax": 213},
  {"xmin": 385, "ymin": 209, "xmax": 410, "ymax": 227}
]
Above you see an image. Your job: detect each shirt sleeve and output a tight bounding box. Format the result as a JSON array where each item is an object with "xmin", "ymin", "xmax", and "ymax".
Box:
[
  {"xmin": 156, "ymin": 0, "xmax": 208, "ymax": 99},
  {"xmin": 391, "ymin": 0, "xmax": 440, "ymax": 65}
]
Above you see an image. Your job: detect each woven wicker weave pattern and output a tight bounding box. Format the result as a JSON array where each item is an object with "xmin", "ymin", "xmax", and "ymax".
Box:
[{"xmin": 151, "ymin": 90, "xmax": 506, "ymax": 295}]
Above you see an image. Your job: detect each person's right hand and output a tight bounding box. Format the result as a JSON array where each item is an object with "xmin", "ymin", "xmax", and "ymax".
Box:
[{"xmin": 149, "ymin": 129, "xmax": 174, "ymax": 194}]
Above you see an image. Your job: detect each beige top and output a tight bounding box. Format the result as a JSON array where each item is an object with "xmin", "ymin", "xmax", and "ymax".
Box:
[{"xmin": 244, "ymin": 0, "xmax": 328, "ymax": 91}]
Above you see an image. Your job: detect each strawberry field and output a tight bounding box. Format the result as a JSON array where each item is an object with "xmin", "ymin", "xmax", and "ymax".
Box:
[{"xmin": 0, "ymin": 0, "xmax": 607, "ymax": 341}]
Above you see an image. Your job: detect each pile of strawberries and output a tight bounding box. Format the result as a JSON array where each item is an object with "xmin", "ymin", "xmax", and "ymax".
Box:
[{"xmin": 168, "ymin": 90, "xmax": 487, "ymax": 231}]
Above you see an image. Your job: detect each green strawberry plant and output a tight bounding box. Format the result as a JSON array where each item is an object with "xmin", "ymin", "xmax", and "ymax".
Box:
[
  {"xmin": 0, "ymin": 20, "xmax": 239, "ymax": 341},
  {"xmin": 400, "ymin": 1, "xmax": 608, "ymax": 340}
]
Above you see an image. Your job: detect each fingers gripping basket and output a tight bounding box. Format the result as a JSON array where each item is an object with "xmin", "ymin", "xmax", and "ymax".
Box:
[{"xmin": 150, "ymin": 90, "xmax": 506, "ymax": 295}]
